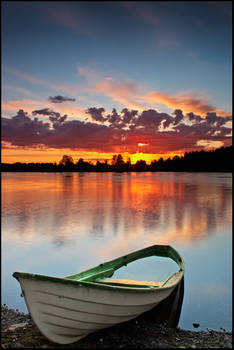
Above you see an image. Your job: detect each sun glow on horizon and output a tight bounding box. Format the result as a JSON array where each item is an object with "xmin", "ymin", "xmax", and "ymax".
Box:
[
  {"xmin": 125, "ymin": 152, "xmax": 184, "ymax": 164},
  {"xmin": 2, "ymin": 145, "xmax": 185, "ymax": 165}
]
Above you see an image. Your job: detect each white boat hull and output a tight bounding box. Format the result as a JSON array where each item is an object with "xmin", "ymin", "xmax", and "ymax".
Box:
[{"xmin": 19, "ymin": 277, "xmax": 176, "ymax": 344}]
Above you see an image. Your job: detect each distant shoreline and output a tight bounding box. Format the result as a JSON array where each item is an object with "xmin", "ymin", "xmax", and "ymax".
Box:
[
  {"xmin": 1, "ymin": 169, "xmax": 232, "ymax": 173},
  {"xmin": 2, "ymin": 146, "xmax": 233, "ymax": 173}
]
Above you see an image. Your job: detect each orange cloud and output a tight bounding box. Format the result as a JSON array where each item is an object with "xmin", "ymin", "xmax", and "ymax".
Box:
[
  {"xmin": 196, "ymin": 140, "xmax": 224, "ymax": 150},
  {"xmin": 92, "ymin": 73, "xmax": 231, "ymax": 117},
  {"xmin": 2, "ymin": 99, "xmax": 49, "ymax": 114},
  {"xmin": 77, "ymin": 65, "xmax": 101, "ymax": 82},
  {"xmin": 4, "ymin": 66, "xmax": 80, "ymax": 97},
  {"xmin": 5, "ymin": 66, "xmax": 231, "ymax": 118},
  {"xmin": 2, "ymin": 99, "xmax": 87, "ymax": 120},
  {"xmin": 4, "ymin": 85, "xmax": 33, "ymax": 98},
  {"xmin": 94, "ymin": 78, "xmax": 148, "ymax": 111},
  {"xmin": 144, "ymin": 90, "xmax": 230, "ymax": 116}
]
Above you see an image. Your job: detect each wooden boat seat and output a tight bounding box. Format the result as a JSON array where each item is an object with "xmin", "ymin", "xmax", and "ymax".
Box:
[{"xmin": 100, "ymin": 278, "xmax": 163, "ymax": 287}]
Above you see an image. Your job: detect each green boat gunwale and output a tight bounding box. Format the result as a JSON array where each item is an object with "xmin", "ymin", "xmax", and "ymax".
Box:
[{"xmin": 13, "ymin": 245, "xmax": 184, "ymax": 293}]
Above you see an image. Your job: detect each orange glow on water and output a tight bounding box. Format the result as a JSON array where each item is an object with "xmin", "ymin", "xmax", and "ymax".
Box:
[{"xmin": 2, "ymin": 172, "xmax": 231, "ymax": 249}]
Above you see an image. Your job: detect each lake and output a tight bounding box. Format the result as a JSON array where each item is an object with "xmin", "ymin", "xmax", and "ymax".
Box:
[{"xmin": 1, "ymin": 172, "xmax": 232, "ymax": 331}]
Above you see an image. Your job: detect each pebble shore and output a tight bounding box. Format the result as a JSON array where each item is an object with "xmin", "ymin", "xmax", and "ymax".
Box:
[{"xmin": 1, "ymin": 305, "xmax": 232, "ymax": 348}]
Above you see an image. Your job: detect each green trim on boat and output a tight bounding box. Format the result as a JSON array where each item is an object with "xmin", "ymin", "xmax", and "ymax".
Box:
[{"xmin": 13, "ymin": 244, "xmax": 184, "ymax": 292}]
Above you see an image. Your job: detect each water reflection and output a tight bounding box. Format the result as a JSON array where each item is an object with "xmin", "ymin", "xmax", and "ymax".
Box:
[
  {"xmin": 2, "ymin": 172, "xmax": 232, "ymax": 330},
  {"xmin": 2, "ymin": 172, "xmax": 232, "ymax": 250}
]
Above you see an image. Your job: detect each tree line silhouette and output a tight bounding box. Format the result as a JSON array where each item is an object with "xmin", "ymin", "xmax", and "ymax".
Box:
[{"xmin": 2, "ymin": 146, "xmax": 232, "ymax": 172}]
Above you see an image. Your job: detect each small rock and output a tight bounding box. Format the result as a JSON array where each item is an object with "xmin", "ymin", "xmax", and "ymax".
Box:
[
  {"xmin": 223, "ymin": 335, "xmax": 232, "ymax": 348},
  {"xmin": 12, "ymin": 343, "xmax": 23, "ymax": 348},
  {"xmin": 8, "ymin": 322, "xmax": 28, "ymax": 332},
  {"xmin": 193, "ymin": 323, "xmax": 200, "ymax": 328}
]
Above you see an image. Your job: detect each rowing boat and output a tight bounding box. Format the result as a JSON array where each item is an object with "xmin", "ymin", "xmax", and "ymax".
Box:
[{"xmin": 13, "ymin": 244, "xmax": 184, "ymax": 344}]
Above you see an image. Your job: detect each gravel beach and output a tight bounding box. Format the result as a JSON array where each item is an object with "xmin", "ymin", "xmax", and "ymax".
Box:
[{"xmin": 1, "ymin": 305, "xmax": 232, "ymax": 348}]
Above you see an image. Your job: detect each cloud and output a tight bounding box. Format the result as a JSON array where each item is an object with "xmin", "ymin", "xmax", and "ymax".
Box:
[
  {"xmin": 94, "ymin": 78, "xmax": 147, "ymax": 111},
  {"xmin": 205, "ymin": 112, "xmax": 232, "ymax": 127},
  {"xmin": 121, "ymin": 108, "xmax": 138, "ymax": 124},
  {"xmin": 2, "ymin": 110, "xmax": 51, "ymax": 146},
  {"xmin": 2, "ymin": 109, "xmax": 121, "ymax": 152},
  {"xmin": 144, "ymin": 90, "xmax": 218, "ymax": 116},
  {"xmin": 173, "ymin": 109, "xmax": 184, "ymax": 125},
  {"xmin": 2, "ymin": 98, "xmax": 88, "ymax": 122},
  {"xmin": 196, "ymin": 140, "xmax": 224, "ymax": 150},
  {"xmin": 4, "ymin": 85, "xmax": 33, "ymax": 98},
  {"xmin": 135, "ymin": 109, "xmax": 172, "ymax": 130},
  {"xmin": 86, "ymin": 107, "xmax": 106, "ymax": 122},
  {"xmin": 5, "ymin": 66, "xmax": 231, "ymax": 118},
  {"xmin": 187, "ymin": 112, "xmax": 203, "ymax": 124},
  {"xmin": 32, "ymin": 108, "xmax": 61, "ymax": 118},
  {"xmin": 2, "ymin": 107, "xmax": 232, "ymax": 154},
  {"xmin": 106, "ymin": 108, "xmax": 123, "ymax": 126},
  {"xmin": 79, "ymin": 68, "xmax": 231, "ymax": 117},
  {"xmin": 4, "ymin": 66, "xmax": 79, "ymax": 96},
  {"xmin": 32, "ymin": 108, "xmax": 67, "ymax": 126},
  {"xmin": 4, "ymin": 66, "xmax": 51, "ymax": 87},
  {"xmin": 78, "ymin": 65, "xmax": 101, "ymax": 82},
  {"xmin": 2, "ymin": 99, "xmax": 50, "ymax": 114},
  {"xmin": 48, "ymin": 95, "xmax": 76, "ymax": 103}
]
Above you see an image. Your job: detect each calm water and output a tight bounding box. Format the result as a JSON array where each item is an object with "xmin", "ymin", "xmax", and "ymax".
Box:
[{"xmin": 2, "ymin": 172, "xmax": 232, "ymax": 331}]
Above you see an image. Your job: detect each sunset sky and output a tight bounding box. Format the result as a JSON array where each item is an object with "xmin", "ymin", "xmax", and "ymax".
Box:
[{"xmin": 2, "ymin": 1, "xmax": 232, "ymax": 164}]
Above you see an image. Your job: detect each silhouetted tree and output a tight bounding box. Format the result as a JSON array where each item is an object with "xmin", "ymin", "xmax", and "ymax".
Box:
[
  {"xmin": 157, "ymin": 157, "xmax": 165, "ymax": 171},
  {"xmin": 59, "ymin": 155, "xmax": 74, "ymax": 167},
  {"xmin": 76, "ymin": 158, "xmax": 95, "ymax": 171},
  {"xmin": 1, "ymin": 146, "xmax": 232, "ymax": 172},
  {"xmin": 111, "ymin": 154, "xmax": 125, "ymax": 171},
  {"xmin": 135, "ymin": 159, "xmax": 147, "ymax": 171},
  {"xmin": 125, "ymin": 157, "xmax": 132, "ymax": 172}
]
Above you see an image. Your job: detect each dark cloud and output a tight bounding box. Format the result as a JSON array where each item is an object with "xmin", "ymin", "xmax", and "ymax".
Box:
[
  {"xmin": 49, "ymin": 114, "xmax": 67, "ymax": 126},
  {"xmin": 206, "ymin": 112, "xmax": 232, "ymax": 127},
  {"xmin": 173, "ymin": 109, "xmax": 184, "ymax": 125},
  {"xmin": 2, "ymin": 107, "xmax": 232, "ymax": 153},
  {"xmin": 2, "ymin": 109, "xmax": 51, "ymax": 146},
  {"xmin": 41, "ymin": 119, "xmax": 123, "ymax": 151},
  {"xmin": 106, "ymin": 108, "xmax": 122, "ymax": 125},
  {"xmin": 162, "ymin": 116, "xmax": 174, "ymax": 129},
  {"xmin": 187, "ymin": 112, "xmax": 203, "ymax": 124},
  {"xmin": 32, "ymin": 108, "xmax": 67, "ymax": 125},
  {"xmin": 86, "ymin": 107, "xmax": 106, "ymax": 122},
  {"xmin": 136, "ymin": 109, "xmax": 174, "ymax": 130},
  {"xmin": 2, "ymin": 109, "xmax": 121, "ymax": 152},
  {"xmin": 32, "ymin": 108, "xmax": 60, "ymax": 118},
  {"xmin": 121, "ymin": 108, "xmax": 138, "ymax": 124},
  {"xmin": 48, "ymin": 95, "xmax": 76, "ymax": 103}
]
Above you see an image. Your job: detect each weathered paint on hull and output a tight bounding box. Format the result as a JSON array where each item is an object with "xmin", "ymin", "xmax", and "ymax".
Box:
[
  {"xmin": 19, "ymin": 277, "xmax": 175, "ymax": 344},
  {"xmin": 13, "ymin": 245, "xmax": 184, "ymax": 344}
]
